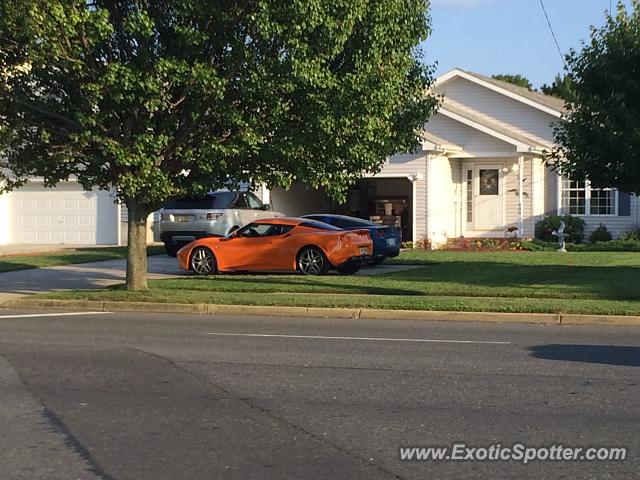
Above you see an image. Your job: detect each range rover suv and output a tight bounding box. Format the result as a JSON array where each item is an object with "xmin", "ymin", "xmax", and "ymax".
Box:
[{"xmin": 158, "ymin": 191, "xmax": 283, "ymax": 256}]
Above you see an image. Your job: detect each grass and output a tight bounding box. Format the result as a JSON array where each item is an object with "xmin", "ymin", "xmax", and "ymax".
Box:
[
  {"xmin": 37, "ymin": 250, "xmax": 640, "ymax": 315},
  {"xmin": 0, "ymin": 245, "xmax": 165, "ymax": 273}
]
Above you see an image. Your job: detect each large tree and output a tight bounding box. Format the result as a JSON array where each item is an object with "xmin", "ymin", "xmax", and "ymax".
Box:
[
  {"xmin": 552, "ymin": 1, "xmax": 640, "ymax": 194},
  {"xmin": 0, "ymin": 0, "xmax": 438, "ymax": 290}
]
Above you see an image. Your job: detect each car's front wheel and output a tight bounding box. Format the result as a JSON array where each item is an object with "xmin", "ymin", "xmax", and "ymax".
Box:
[
  {"xmin": 297, "ymin": 247, "xmax": 329, "ymax": 275},
  {"xmin": 190, "ymin": 247, "xmax": 217, "ymax": 275}
]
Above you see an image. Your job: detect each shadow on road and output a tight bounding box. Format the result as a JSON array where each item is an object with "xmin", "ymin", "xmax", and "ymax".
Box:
[{"xmin": 529, "ymin": 344, "xmax": 640, "ymax": 367}]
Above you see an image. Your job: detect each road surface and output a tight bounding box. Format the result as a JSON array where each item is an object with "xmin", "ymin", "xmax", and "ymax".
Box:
[{"xmin": 1, "ymin": 311, "xmax": 638, "ymax": 479}]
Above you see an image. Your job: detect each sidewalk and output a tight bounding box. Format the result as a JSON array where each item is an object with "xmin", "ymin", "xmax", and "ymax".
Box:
[
  {"xmin": 0, "ymin": 256, "xmax": 419, "ymax": 304},
  {"xmin": 0, "ymin": 256, "xmax": 184, "ymax": 304}
]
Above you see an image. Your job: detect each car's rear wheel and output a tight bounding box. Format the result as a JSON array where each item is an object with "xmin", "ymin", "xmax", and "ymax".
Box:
[
  {"xmin": 164, "ymin": 242, "xmax": 178, "ymax": 257},
  {"xmin": 297, "ymin": 247, "xmax": 329, "ymax": 276},
  {"xmin": 190, "ymin": 247, "xmax": 217, "ymax": 275},
  {"xmin": 337, "ymin": 262, "xmax": 360, "ymax": 275}
]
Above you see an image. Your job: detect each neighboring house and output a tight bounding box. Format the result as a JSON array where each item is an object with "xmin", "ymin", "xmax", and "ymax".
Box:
[
  {"xmin": 267, "ymin": 69, "xmax": 640, "ymax": 244},
  {"xmin": 0, "ymin": 68, "xmax": 638, "ymax": 246},
  {"xmin": 0, "ymin": 180, "xmax": 153, "ymax": 246}
]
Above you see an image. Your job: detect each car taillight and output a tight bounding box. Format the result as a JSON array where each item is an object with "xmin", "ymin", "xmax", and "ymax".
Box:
[
  {"xmin": 206, "ymin": 212, "xmax": 222, "ymax": 220},
  {"xmin": 375, "ymin": 229, "xmax": 385, "ymax": 238}
]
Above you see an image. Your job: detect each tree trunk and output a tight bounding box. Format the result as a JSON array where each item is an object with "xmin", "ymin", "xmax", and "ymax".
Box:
[{"xmin": 125, "ymin": 198, "xmax": 150, "ymax": 291}]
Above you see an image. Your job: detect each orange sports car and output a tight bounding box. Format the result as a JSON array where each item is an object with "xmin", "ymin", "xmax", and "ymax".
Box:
[{"xmin": 177, "ymin": 217, "xmax": 373, "ymax": 275}]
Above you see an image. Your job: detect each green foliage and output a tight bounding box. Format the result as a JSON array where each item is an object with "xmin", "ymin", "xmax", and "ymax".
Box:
[
  {"xmin": 521, "ymin": 238, "xmax": 640, "ymax": 252},
  {"xmin": 589, "ymin": 224, "xmax": 613, "ymax": 243},
  {"xmin": 552, "ymin": 1, "xmax": 640, "ymax": 195},
  {"xmin": 535, "ymin": 215, "xmax": 585, "ymax": 244},
  {"xmin": 491, "ymin": 73, "xmax": 532, "ymax": 90},
  {"xmin": 622, "ymin": 227, "xmax": 640, "ymax": 241},
  {"xmin": 0, "ymin": 0, "xmax": 438, "ymax": 206},
  {"xmin": 540, "ymin": 74, "xmax": 575, "ymax": 101}
]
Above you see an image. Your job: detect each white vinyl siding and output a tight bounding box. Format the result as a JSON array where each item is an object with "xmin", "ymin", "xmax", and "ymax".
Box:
[
  {"xmin": 435, "ymin": 77, "xmax": 558, "ymax": 144},
  {"xmin": 425, "ymin": 113, "xmax": 516, "ymax": 154}
]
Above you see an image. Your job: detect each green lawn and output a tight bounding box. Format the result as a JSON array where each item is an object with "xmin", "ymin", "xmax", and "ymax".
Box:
[
  {"xmin": 0, "ymin": 245, "xmax": 165, "ymax": 273},
  {"xmin": 39, "ymin": 250, "xmax": 640, "ymax": 315}
]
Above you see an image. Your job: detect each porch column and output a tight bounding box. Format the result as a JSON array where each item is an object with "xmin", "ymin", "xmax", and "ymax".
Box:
[{"xmin": 518, "ymin": 155, "xmax": 525, "ymax": 237}]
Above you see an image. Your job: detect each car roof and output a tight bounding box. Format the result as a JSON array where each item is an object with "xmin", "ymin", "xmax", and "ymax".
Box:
[
  {"xmin": 304, "ymin": 214, "xmax": 363, "ymax": 221},
  {"xmin": 303, "ymin": 213, "xmax": 377, "ymax": 224},
  {"xmin": 252, "ymin": 217, "xmax": 308, "ymax": 226}
]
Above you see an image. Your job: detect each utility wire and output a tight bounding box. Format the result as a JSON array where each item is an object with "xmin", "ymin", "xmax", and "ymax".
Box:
[{"xmin": 539, "ymin": 0, "xmax": 568, "ymax": 70}]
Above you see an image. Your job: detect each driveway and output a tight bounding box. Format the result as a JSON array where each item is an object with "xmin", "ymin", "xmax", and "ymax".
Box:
[{"xmin": 0, "ymin": 255, "xmax": 420, "ymax": 303}]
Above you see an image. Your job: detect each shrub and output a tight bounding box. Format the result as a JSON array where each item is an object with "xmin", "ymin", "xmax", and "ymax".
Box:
[
  {"xmin": 622, "ymin": 228, "xmax": 640, "ymax": 241},
  {"xmin": 589, "ymin": 224, "xmax": 612, "ymax": 243},
  {"xmin": 414, "ymin": 237, "xmax": 432, "ymax": 250},
  {"xmin": 535, "ymin": 215, "xmax": 585, "ymax": 244},
  {"xmin": 401, "ymin": 241, "xmax": 414, "ymax": 249}
]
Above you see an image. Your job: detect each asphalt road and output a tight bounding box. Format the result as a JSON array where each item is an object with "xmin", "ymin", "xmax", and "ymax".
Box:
[{"xmin": 1, "ymin": 311, "xmax": 639, "ymax": 480}]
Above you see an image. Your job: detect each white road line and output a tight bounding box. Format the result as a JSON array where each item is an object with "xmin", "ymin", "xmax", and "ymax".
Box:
[
  {"xmin": 203, "ymin": 332, "xmax": 510, "ymax": 345},
  {"xmin": 0, "ymin": 312, "xmax": 109, "ymax": 319}
]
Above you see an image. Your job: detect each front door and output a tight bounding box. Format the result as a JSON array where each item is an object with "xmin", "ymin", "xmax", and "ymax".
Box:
[{"xmin": 463, "ymin": 164, "xmax": 504, "ymax": 231}]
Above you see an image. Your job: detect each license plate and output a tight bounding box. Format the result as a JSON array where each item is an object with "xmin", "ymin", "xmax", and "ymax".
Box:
[
  {"xmin": 359, "ymin": 247, "xmax": 368, "ymax": 255},
  {"xmin": 386, "ymin": 238, "xmax": 397, "ymax": 246}
]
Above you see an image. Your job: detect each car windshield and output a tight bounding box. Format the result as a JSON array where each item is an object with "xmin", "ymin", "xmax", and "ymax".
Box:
[{"xmin": 162, "ymin": 192, "xmax": 236, "ymax": 209}]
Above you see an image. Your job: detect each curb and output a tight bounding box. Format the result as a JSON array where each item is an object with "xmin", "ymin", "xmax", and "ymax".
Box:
[{"xmin": 3, "ymin": 298, "xmax": 640, "ymax": 326}]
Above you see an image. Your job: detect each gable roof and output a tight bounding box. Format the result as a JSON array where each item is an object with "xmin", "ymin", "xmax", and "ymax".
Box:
[
  {"xmin": 435, "ymin": 68, "xmax": 565, "ymax": 117},
  {"xmin": 440, "ymin": 98, "xmax": 553, "ymax": 150},
  {"xmin": 462, "ymin": 70, "xmax": 566, "ymax": 113}
]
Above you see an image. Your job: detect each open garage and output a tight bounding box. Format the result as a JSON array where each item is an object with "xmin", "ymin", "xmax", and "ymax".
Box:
[{"xmin": 269, "ymin": 177, "xmax": 417, "ymax": 242}]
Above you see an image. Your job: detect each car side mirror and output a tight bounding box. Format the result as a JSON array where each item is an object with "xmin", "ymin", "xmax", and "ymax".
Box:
[{"xmin": 263, "ymin": 203, "xmax": 272, "ymax": 211}]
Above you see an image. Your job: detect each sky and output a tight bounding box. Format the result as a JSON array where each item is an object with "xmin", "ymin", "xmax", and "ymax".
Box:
[{"xmin": 422, "ymin": 0, "xmax": 634, "ymax": 88}]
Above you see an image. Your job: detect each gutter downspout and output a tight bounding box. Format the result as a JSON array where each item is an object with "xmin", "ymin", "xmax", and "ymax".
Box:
[{"xmin": 518, "ymin": 155, "xmax": 525, "ymax": 237}]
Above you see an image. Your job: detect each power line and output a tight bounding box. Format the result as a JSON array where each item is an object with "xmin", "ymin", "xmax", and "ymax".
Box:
[{"xmin": 539, "ymin": 0, "xmax": 568, "ymax": 70}]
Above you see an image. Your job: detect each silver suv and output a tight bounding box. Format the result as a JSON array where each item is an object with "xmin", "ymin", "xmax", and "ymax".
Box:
[{"xmin": 158, "ymin": 191, "xmax": 283, "ymax": 256}]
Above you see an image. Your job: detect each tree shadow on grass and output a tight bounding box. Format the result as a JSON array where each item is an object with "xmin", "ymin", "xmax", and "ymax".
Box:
[
  {"xmin": 152, "ymin": 274, "xmax": 422, "ymax": 296},
  {"xmin": 384, "ymin": 262, "xmax": 640, "ymax": 301},
  {"xmin": 529, "ymin": 344, "xmax": 640, "ymax": 367}
]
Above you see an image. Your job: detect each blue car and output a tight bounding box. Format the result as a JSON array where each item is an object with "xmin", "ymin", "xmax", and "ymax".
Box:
[{"xmin": 302, "ymin": 214, "xmax": 401, "ymax": 264}]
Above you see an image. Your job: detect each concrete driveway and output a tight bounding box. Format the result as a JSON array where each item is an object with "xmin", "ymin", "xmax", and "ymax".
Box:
[{"xmin": 0, "ymin": 255, "xmax": 420, "ymax": 303}]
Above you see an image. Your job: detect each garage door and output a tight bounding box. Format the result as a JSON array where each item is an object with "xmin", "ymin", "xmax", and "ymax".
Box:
[{"xmin": 8, "ymin": 183, "xmax": 118, "ymax": 244}]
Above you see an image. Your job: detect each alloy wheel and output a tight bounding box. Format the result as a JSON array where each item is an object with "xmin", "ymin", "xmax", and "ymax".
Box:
[
  {"xmin": 190, "ymin": 247, "xmax": 216, "ymax": 275},
  {"xmin": 298, "ymin": 248, "xmax": 325, "ymax": 275}
]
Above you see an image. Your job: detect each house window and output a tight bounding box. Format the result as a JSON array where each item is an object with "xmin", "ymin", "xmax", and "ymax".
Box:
[
  {"xmin": 466, "ymin": 170, "xmax": 473, "ymax": 222},
  {"xmin": 561, "ymin": 179, "xmax": 586, "ymax": 215},
  {"xmin": 560, "ymin": 179, "xmax": 616, "ymax": 216},
  {"xmin": 590, "ymin": 188, "xmax": 616, "ymax": 215}
]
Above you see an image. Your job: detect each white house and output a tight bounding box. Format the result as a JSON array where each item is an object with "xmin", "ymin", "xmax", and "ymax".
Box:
[
  {"xmin": 268, "ymin": 69, "xmax": 640, "ymax": 244},
  {"xmin": 0, "ymin": 68, "xmax": 638, "ymax": 246}
]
